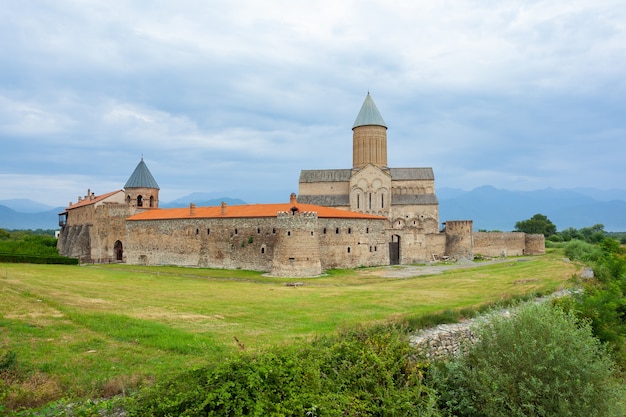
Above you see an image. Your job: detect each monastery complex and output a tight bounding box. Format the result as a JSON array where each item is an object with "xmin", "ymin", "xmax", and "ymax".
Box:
[{"xmin": 57, "ymin": 94, "xmax": 545, "ymax": 276}]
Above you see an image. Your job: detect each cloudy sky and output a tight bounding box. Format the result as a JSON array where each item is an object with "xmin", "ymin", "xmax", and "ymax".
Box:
[{"xmin": 1, "ymin": 0, "xmax": 625, "ymax": 207}]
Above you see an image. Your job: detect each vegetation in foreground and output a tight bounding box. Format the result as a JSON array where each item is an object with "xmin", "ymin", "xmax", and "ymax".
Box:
[
  {"xmin": 1, "ymin": 250, "xmax": 576, "ymax": 413},
  {"xmin": 127, "ymin": 303, "xmax": 625, "ymax": 417},
  {"xmin": 431, "ymin": 302, "xmax": 625, "ymax": 417}
]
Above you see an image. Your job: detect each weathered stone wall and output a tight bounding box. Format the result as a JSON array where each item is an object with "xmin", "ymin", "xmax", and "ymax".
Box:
[
  {"xmin": 298, "ymin": 180, "xmax": 350, "ymax": 197},
  {"xmin": 389, "ymin": 204, "xmax": 439, "ymax": 234},
  {"xmin": 271, "ymin": 211, "xmax": 322, "ymax": 277},
  {"xmin": 65, "ymin": 204, "xmax": 96, "ymax": 227},
  {"xmin": 90, "ymin": 203, "xmax": 135, "ymax": 262},
  {"xmin": 124, "ymin": 215, "xmax": 389, "ymax": 275},
  {"xmin": 317, "ymin": 218, "xmax": 388, "ymax": 270},
  {"xmin": 57, "ymin": 224, "xmax": 92, "ymax": 262},
  {"xmin": 392, "ymin": 231, "xmax": 447, "ymax": 264},
  {"xmin": 444, "ymin": 220, "xmax": 474, "ymax": 260},
  {"xmin": 473, "ymin": 232, "xmax": 526, "ymax": 257},
  {"xmin": 525, "ymin": 233, "xmax": 546, "ymax": 255},
  {"xmin": 390, "ymin": 179, "xmax": 435, "ymax": 195},
  {"xmin": 125, "ymin": 217, "xmax": 280, "ymax": 270},
  {"xmin": 410, "ymin": 323, "xmax": 476, "ymax": 358}
]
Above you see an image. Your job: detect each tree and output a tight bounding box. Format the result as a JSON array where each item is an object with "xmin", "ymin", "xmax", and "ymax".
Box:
[{"xmin": 514, "ymin": 213, "xmax": 557, "ymax": 237}]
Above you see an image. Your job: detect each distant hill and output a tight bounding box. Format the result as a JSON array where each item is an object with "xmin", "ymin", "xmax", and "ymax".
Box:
[
  {"xmin": 161, "ymin": 192, "xmax": 246, "ymax": 208},
  {"xmin": 0, "ymin": 199, "xmax": 56, "ymax": 213},
  {"xmin": 439, "ymin": 186, "xmax": 626, "ymax": 232},
  {"xmin": 0, "ymin": 205, "xmax": 63, "ymax": 230}
]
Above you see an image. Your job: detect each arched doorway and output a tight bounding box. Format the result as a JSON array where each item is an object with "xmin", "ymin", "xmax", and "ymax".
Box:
[
  {"xmin": 389, "ymin": 234, "xmax": 400, "ymax": 265},
  {"xmin": 114, "ymin": 240, "xmax": 123, "ymax": 262}
]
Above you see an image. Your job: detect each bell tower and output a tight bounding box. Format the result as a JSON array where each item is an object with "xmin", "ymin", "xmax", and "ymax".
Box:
[
  {"xmin": 352, "ymin": 93, "xmax": 388, "ymax": 170},
  {"xmin": 124, "ymin": 158, "xmax": 160, "ymax": 209}
]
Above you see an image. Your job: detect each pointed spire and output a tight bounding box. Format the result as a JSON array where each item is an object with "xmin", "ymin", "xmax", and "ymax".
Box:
[
  {"xmin": 124, "ymin": 158, "xmax": 160, "ymax": 189},
  {"xmin": 352, "ymin": 93, "xmax": 387, "ymax": 129}
]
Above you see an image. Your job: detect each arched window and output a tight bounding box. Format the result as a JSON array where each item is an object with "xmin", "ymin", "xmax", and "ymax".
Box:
[
  {"xmin": 137, "ymin": 195, "xmax": 143, "ymax": 207},
  {"xmin": 150, "ymin": 196, "xmax": 155, "ymax": 207}
]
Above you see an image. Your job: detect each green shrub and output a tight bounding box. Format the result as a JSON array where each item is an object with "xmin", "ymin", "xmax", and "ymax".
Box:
[
  {"xmin": 0, "ymin": 253, "xmax": 78, "ymax": 265},
  {"xmin": 430, "ymin": 303, "xmax": 626, "ymax": 417},
  {"xmin": 129, "ymin": 325, "xmax": 439, "ymax": 416},
  {"xmin": 563, "ymin": 239, "xmax": 602, "ymax": 262}
]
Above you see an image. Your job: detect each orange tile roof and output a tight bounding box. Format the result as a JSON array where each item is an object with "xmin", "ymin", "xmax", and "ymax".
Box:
[
  {"xmin": 127, "ymin": 202, "xmax": 387, "ymax": 221},
  {"xmin": 65, "ymin": 190, "xmax": 124, "ymax": 211}
]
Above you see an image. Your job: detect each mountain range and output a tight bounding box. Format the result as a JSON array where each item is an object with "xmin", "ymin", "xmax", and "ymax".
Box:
[
  {"xmin": 438, "ymin": 186, "xmax": 626, "ymax": 232},
  {"xmin": 1, "ymin": 187, "xmax": 624, "ymax": 232}
]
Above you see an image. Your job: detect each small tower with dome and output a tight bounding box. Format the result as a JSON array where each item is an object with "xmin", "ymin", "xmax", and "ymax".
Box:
[{"xmin": 124, "ymin": 158, "xmax": 160, "ymax": 209}]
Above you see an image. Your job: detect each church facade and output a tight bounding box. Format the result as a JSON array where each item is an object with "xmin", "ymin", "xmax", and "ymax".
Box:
[{"xmin": 57, "ymin": 94, "xmax": 544, "ymax": 276}]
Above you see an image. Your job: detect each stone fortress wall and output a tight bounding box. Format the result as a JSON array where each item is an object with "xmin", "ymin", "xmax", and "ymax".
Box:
[
  {"xmin": 473, "ymin": 232, "xmax": 546, "ymax": 257},
  {"xmin": 125, "ymin": 212, "xmax": 389, "ymax": 277}
]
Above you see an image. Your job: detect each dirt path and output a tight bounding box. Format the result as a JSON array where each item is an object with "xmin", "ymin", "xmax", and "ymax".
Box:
[{"xmin": 366, "ymin": 257, "xmax": 530, "ymax": 279}]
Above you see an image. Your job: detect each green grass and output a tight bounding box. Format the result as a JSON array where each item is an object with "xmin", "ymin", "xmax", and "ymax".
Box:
[{"xmin": 0, "ymin": 250, "xmax": 580, "ymax": 411}]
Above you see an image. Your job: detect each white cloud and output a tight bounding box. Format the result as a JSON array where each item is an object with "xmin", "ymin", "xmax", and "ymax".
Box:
[{"xmin": 0, "ymin": 0, "xmax": 625, "ymax": 206}]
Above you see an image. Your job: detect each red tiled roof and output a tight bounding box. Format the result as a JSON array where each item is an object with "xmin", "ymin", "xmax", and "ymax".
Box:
[
  {"xmin": 127, "ymin": 202, "xmax": 386, "ymax": 221},
  {"xmin": 65, "ymin": 190, "xmax": 124, "ymax": 211}
]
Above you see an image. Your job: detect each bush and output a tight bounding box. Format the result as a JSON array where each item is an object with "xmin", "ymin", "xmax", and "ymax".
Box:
[
  {"xmin": 0, "ymin": 253, "xmax": 78, "ymax": 265},
  {"xmin": 430, "ymin": 303, "xmax": 626, "ymax": 417},
  {"xmin": 129, "ymin": 325, "xmax": 439, "ymax": 416},
  {"xmin": 563, "ymin": 239, "xmax": 602, "ymax": 262}
]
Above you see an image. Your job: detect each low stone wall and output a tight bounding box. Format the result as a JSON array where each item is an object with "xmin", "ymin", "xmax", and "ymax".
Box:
[{"xmin": 410, "ymin": 322, "xmax": 476, "ymax": 357}]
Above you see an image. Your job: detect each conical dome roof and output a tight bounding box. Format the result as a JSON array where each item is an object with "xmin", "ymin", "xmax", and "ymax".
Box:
[
  {"xmin": 352, "ymin": 93, "xmax": 387, "ymax": 129},
  {"xmin": 124, "ymin": 158, "xmax": 160, "ymax": 189}
]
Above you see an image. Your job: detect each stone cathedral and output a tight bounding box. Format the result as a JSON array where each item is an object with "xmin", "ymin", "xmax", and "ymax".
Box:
[{"xmin": 58, "ymin": 93, "xmax": 544, "ymax": 276}]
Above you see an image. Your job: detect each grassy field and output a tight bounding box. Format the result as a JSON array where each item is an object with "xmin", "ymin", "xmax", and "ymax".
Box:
[{"xmin": 0, "ymin": 250, "xmax": 580, "ymax": 410}]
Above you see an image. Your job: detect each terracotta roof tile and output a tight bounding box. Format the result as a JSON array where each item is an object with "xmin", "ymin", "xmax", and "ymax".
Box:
[
  {"xmin": 65, "ymin": 190, "xmax": 124, "ymax": 211},
  {"xmin": 127, "ymin": 202, "xmax": 386, "ymax": 221}
]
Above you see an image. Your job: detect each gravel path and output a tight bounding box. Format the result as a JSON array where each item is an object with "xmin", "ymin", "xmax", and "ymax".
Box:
[{"xmin": 368, "ymin": 257, "xmax": 526, "ymax": 279}]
